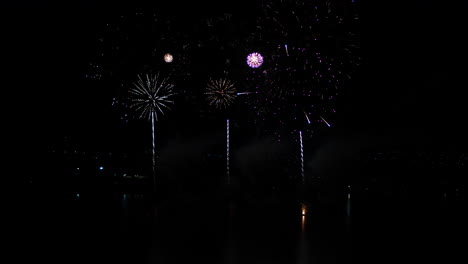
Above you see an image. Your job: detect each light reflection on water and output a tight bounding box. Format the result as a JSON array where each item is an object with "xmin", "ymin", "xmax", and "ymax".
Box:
[
  {"xmin": 301, "ymin": 215, "xmax": 306, "ymax": 232},
  {"xmin": 297, "ymin": 208, "xmax": 310, "ymax": 264},
  {"xmin": 27, "ymin": 189, "xmax": 466, "ymax": 264},
  {"xmin": 222, "ymin": 210, "xmax": 237, "ymax": 264},
  {"xmin": 301, "ymin": 203, "xmax": 307, "ymax": 232},
  {"xmin": 346, "ymin": 193, "xmax": 351, "ymax": 219}
]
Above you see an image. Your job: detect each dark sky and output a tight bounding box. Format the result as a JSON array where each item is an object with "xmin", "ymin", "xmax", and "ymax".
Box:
[
  {"xmin": 6, "ymin": 0, "xmax": 468, "ymax": 159},
  {"xmin": 6, "ymin": 1, "xmax": 252, "ymax": 142},
  {"xmin": 348, "ymin": 0, "xmax": 468, "ymax": 150}
]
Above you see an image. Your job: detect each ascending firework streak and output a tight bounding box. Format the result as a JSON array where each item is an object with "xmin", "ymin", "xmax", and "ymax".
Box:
[
  {"xmin": 129, "ymin": 72, "xmax": 175, "ymax": 193},
  {"xmin": 236, "ymin": 91, "xmax": 258, "ymax": 95},
  {"xmin": 299, "ymin": 131, "xmax": 304, "ymax": 184},
  {"xmin": 303, "ymin": 109, "xmax": 311, "ymax": 124},
  {"xmin": 320, "ymin": 115, "xmax": 331, "ymax": 127},
  {"xmin": 226, "ymin": 119, "xmax": 230, "ymax": 184}
]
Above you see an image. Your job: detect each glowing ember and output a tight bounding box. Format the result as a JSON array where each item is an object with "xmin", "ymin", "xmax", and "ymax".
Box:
[{"xmin": 164, "ymin": 53, "xmax": 173, "ymax": 63}]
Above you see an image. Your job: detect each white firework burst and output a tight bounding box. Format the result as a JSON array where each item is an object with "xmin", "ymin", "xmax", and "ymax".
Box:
[{"xmin": 129, "ymin": 72, "xmax": 175, "ymax": 121}]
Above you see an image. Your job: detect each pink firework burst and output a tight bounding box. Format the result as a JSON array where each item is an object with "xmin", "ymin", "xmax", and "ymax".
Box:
[{"xmin": 246, "ymin": 52, "xmax": 264, "ymax": 68}]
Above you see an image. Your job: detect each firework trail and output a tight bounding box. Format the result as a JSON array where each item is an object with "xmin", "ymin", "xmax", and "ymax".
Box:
[
  {"xmin": 299, "ymin": 130, "xmax": 304, "ymax": 183},
  {"xmin": 227, "ymin": 119, "xmax": 230, "ymax": 184}
]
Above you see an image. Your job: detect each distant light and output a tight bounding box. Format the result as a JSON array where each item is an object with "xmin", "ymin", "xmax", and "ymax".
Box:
[
  {"xmin": 164, "ymin": 53, "xmax": 173, "ymax": 63},
  {"xmin": 247, "ymin": 52, "xmax": 264, "ymax": 68},
  {"xmin": 301, "ymin": 203, "xmax": 307, "ymax": 216},
  {"xmin": 99, "ymin": 166, "xmax": 104, "ymax": 170}
]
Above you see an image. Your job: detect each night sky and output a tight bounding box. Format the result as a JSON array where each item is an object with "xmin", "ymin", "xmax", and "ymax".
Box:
[
  {"xmin": 8, "ymin": 3, "xmax": 468, "ymax": 264},
  {"xmin": 7, "ymin": 0, "xmax": 468, "ymax": 173}
]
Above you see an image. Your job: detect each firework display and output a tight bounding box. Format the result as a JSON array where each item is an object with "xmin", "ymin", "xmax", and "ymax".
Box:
[
  {"xmin": 88, "ymin": 2, "xmax": 360, "ymax": 141},
  {"xmin": 37, "ymin": 2, "xmax": 467, "ymax": 244},
  {"xmin": 84, "ymin": 1, "xmax": 362, "ymax": 189}
]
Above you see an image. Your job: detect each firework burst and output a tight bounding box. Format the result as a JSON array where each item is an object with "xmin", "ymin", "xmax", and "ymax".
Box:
[
  {"xmin": 129, "ymin": 73, "xmax": 175, "ymax": 120},
  {"xmin": 205, "ymin": 78, "xmax": 238, "ymax": 109},
  {"xmin": 247, "ymin": 52, "xmax": 264, "ymax": 68}
]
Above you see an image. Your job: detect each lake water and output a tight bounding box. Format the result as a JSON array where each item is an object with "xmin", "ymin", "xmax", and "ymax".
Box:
[{"xmin": 16, "ymin": 187, "xmax": 466, "ymax": 264}]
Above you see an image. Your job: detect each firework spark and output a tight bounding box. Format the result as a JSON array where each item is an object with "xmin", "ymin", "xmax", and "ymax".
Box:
[
  {"xmin": 205, "ymin": 78, "xmax": 237, "ymax": 109},
  {"xmin": 111, "ymin": 96, "xmax": 130, "ymax": 125}
]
